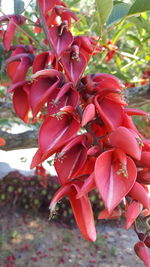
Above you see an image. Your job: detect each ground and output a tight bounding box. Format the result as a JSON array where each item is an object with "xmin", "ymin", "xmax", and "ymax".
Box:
[{"xmin": 0, "ymin": 208, "xmax": 143, "ymax": 267}]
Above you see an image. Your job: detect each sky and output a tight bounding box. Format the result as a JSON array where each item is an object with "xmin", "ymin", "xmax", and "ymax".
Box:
[
  {"xmin": 1, "ymin": 0, "xmax": 14, "ymax": 14},
  {"xmin": 0, "ymin": 0, "xmax": 32, "ymax": 15}
]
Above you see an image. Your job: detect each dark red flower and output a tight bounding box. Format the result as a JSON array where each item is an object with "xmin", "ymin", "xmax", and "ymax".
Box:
[
  {"xmin": 0, "ymin": 15, "xmax": 26, "ymax": 51},
  {"xmin": 7, "ymin": 81, "xmax": 31, "ymax": 122},
  {"xmin": 61, "ymin": 45, "xmax": 87, "ymax": 86},
  {"xmin": 49, "ymin": 22, "xmax": 73, "ymax": 57}
]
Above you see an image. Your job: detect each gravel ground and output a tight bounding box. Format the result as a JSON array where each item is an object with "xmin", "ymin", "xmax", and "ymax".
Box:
[{"xmin": 0, "ymin": 210, "xmax": 143, "ymax": 267}]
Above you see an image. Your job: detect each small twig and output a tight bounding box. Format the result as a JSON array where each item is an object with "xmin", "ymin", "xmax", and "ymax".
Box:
[{"xmin": 22, "ymin": 0, "xmax": 33, "ymax": 13}]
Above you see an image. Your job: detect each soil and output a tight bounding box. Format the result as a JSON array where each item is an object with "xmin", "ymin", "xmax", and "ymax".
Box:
[{"xmin": 0, "ymin": 208, "xmax": 143, "ymax": 267}]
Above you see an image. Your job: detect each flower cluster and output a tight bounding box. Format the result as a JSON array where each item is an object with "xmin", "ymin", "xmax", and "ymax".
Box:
[{"xmin": 1, "ymin": 0, "xmax": 150, "ymax": 265}]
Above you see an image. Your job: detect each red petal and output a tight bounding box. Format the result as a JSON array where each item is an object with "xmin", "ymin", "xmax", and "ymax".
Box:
[
  {"xmin": 30, "ymin": 69, "xmax": 63, "ymax": 116},
  {"xmin": 123, "ymin": 113, "xmax": 141, "ymax": 135},
  {"xmin": 7, "ymin": 81, "xmax": 27, "ymax": 93},
  {"xmin": 49, "ymin": 26, "xmax": 73, "ymax": 57},
  {"xmin": 32, "ymin": 51, "xmax": 50, "ymax": 73},
  {"xmin": 61, "ymin": 47, "xmax": 87, "ymax": 86},
  {"xmin": 69, "ymin": 187, "xmax": 96, "ymax": 242},
  {"xmin": 38, "ymin": 0, "xmax": 59, "ymax": 14},
  {"xmin": 109, "ymin": 127, "xmax": 142, "ymax": 160},
  {"xmin": 125, "ymin": 108, "xmax": 148, "ymax": 117},
  {"xmin": 94, "ymin": 96, "xmax": 123, "ymax": 132},
  {"xmin": 31, "ymin": 112, "xmax": 80, "ymax": 168},
  {"xmin": 3, "ymin": 16, "xmax": 25, "ymax": 51},
  {"xmin": 49, "ymin": 181, "xmax": 96, "ymax": 242},
  {"xmin": 138, "ymin": 152, "xmax": 150, "ymax": 168},
  {"xmin": 54, "ymin": 136, "xmax": 87, "ymax": 184},
  {"xmin": 75, "ymin": 156, "xmax": 96, "ymax": 177},
  {"xmin": 3, "ymin": 18, "xmax": 17, "ymax": 51},
  {"xmin": 93, "ymin": 73, "xmax": 123, "ymax": 91},
  {"xmin": 125, "ymin": 201, "xmax": 142, "ymax": 229},
  {"xmin": 98, "ymin": 207, "xmax": 122, "ymax": 219},
  {"xmin": 12, "ymin": 83, "xmax": 30, "ymax": 122},
  {"xmin": 76, "ymin": 172, "xmax": 95, "ymax": 199},
  {"xmin": 49, "ymin": 183, "xmax": 71, "ymax": 210},
  {"xmin": 137, "ymin": 170, "xmax": 150, "ymax": 185},
  {"xmin": 81, "ymin": 104, "xmax": 95, "ymax": 127},
  {"xmin": 0, "ymin": 138, "xmax": 6, "ymax": 146},
  {"xmin": 128, "ymin": 182, "xmax": 150, "ymax": 210},
  {"xmin": 38, "ymin": 113, "xmax": 80, "ymax": 153},
  {"xmin": 7, "ymin": 56, "xmax": 33, "ymax": 83},
  {"xmin": 95, "ymin": 150, "xmax": 137, "ymax": 212},
  {"xmin": 134, "ymin": 241, "xmax": 150, "ymax": 267},
  {"xmin": 47, "ymin": 83, "xmax": 79, "ymax": 115}
]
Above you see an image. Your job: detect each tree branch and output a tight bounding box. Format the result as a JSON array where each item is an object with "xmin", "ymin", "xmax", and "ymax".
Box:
[
  {"xmin": 0, "ymin": 129, "xmax": 38, "ymax": 151},
  {"xmin": 125, "ymin": 82, "xmax": 150, "ymax": 106},
  {"xmin": 0, "ymin": 102, "xmax": 16, "ymax": 119}
]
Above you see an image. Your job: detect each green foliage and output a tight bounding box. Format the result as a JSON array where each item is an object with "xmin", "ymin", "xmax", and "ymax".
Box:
[
  {"xmin": 95, "ymin": 0, "xmax": 113, "ymax": 32},
  {"xmin": 107, "ymin": 0, "xmax": 150, "ymax": 26},
  {"xmin": 128, "ymin": 0, "xmax": 150, "ymax": 15},
  {"xmin": 107, "ymin": 3, "xmax": 130, "ymax": 25}
]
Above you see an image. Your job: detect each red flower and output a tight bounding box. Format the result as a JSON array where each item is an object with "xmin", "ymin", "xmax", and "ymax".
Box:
[
  {"xmin": 98, "ymin": 207, "xmax": 122, "ymax": 220},
  {"xmin": 31, "ymin": 106, "xmax": 80, "ymax": 168},
  {"xmin": 6, "ymin": 53, "xmax": 33, "ymax": 83},
  {"xmin": 95, "ymin": 149, "xmax": 137, "ymax": 212},
  {"xmin": 81, "ymin": 104, "xmax": 95, "ymax": 127},
  {"xmin": 54, "ymin": 135, "xmax": 87, "ymax": 184},
  {"xmin": 61, "ymin": 45, "xmax": 87, "ymax": 86},
  {"xmin": 47, "ymin": 82, "xmax": 79, "ymax": 115},
  {"xmin": 7, "ymin": 81, "xmax": 31, "ymax": 122},
  {"xmin": 49, "ymin": 179, "xmax": 96, "ymax": 242},
  {"xmin": 134, "ymin": 241, "xmax": 150, "ymax": 267},
  {"xmin": 137, "ymin": 170, "xmax": 150, "ymax": 185},
  {"xmin": 125, "ymin": 201, "xmax": 142, "ymax": 229},
  {"xmin": 109, "ymin": 126, "xmax": 142, "ymax": 160},
  {"xmin": 94, "ymin": 95, "xmax": 124, "ymax": 132},
  {"xmin": 137, "ymin": 152, "xmax": 150, "ymax": 168},
  {"xmin": 49, "ymin": 22, "xmax": 73, "ymax": 57},
  {"xmin": 128, "ymin": 182, "xmax": 150, "ymax": 210},
  {"xmin": 38, "ymin": 0, "xmax": 67, "ymax": 16},
  {"xmin": 47, "ymin": 5, "xmax": 78, "ymax": 28},
  {"xmin": 0, "ymin": 15, "xmax": 26, "ymax": 51},
  {"xmin": 76, "ymin": 172, "xmax": 96, "ymax": 199},
  {"xmin": 0, "ymin": 138, "xmax": 6, "ymax": 146},
  {"xmin": 73, "ymin": 36, "xmax": 102, "ymax": 61},
  {"xmin": 30, "ymin": 69, "xmax": 64, "ymax": 116}
]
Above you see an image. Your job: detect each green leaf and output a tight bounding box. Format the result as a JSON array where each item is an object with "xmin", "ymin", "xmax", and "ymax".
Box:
[
  {"xmin": 20, "ymin": 25, "xmax": 41, "ymax": 45},
  {"xmin": 96, "ymin": 0, "xmax": 113, "ymax": 31},
  {"xmin": 126, "ymin": 34, "xmax": 141, "ymax": 46},
  {"xmin": 128, "ymin": 0, "xmax": 150, "ymax": 15},
  {"xmin": 14, "ymin": 0, "xmax": 25, "ymax": 14},
  {"xmin": 107, "ymin": 3, "xmax": 130, "ymax": 25}
]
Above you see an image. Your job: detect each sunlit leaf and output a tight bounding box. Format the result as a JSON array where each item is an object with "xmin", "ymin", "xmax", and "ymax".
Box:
[
  {"xmin": 128, "ymin": 0, "xmax": 150, "ymax": 15},
  {"xmin": 95, "ymin": 0, "xmax": 113, "ymax": 31},
  {"xmin": 107, "ymin": 3, "xmax": 130, "ymax": 25}
]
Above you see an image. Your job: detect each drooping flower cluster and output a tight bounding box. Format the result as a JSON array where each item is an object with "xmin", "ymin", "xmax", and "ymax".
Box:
[{"xmin": 1, "ymin": 0, "xmax": 150, "ymax": 265}]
